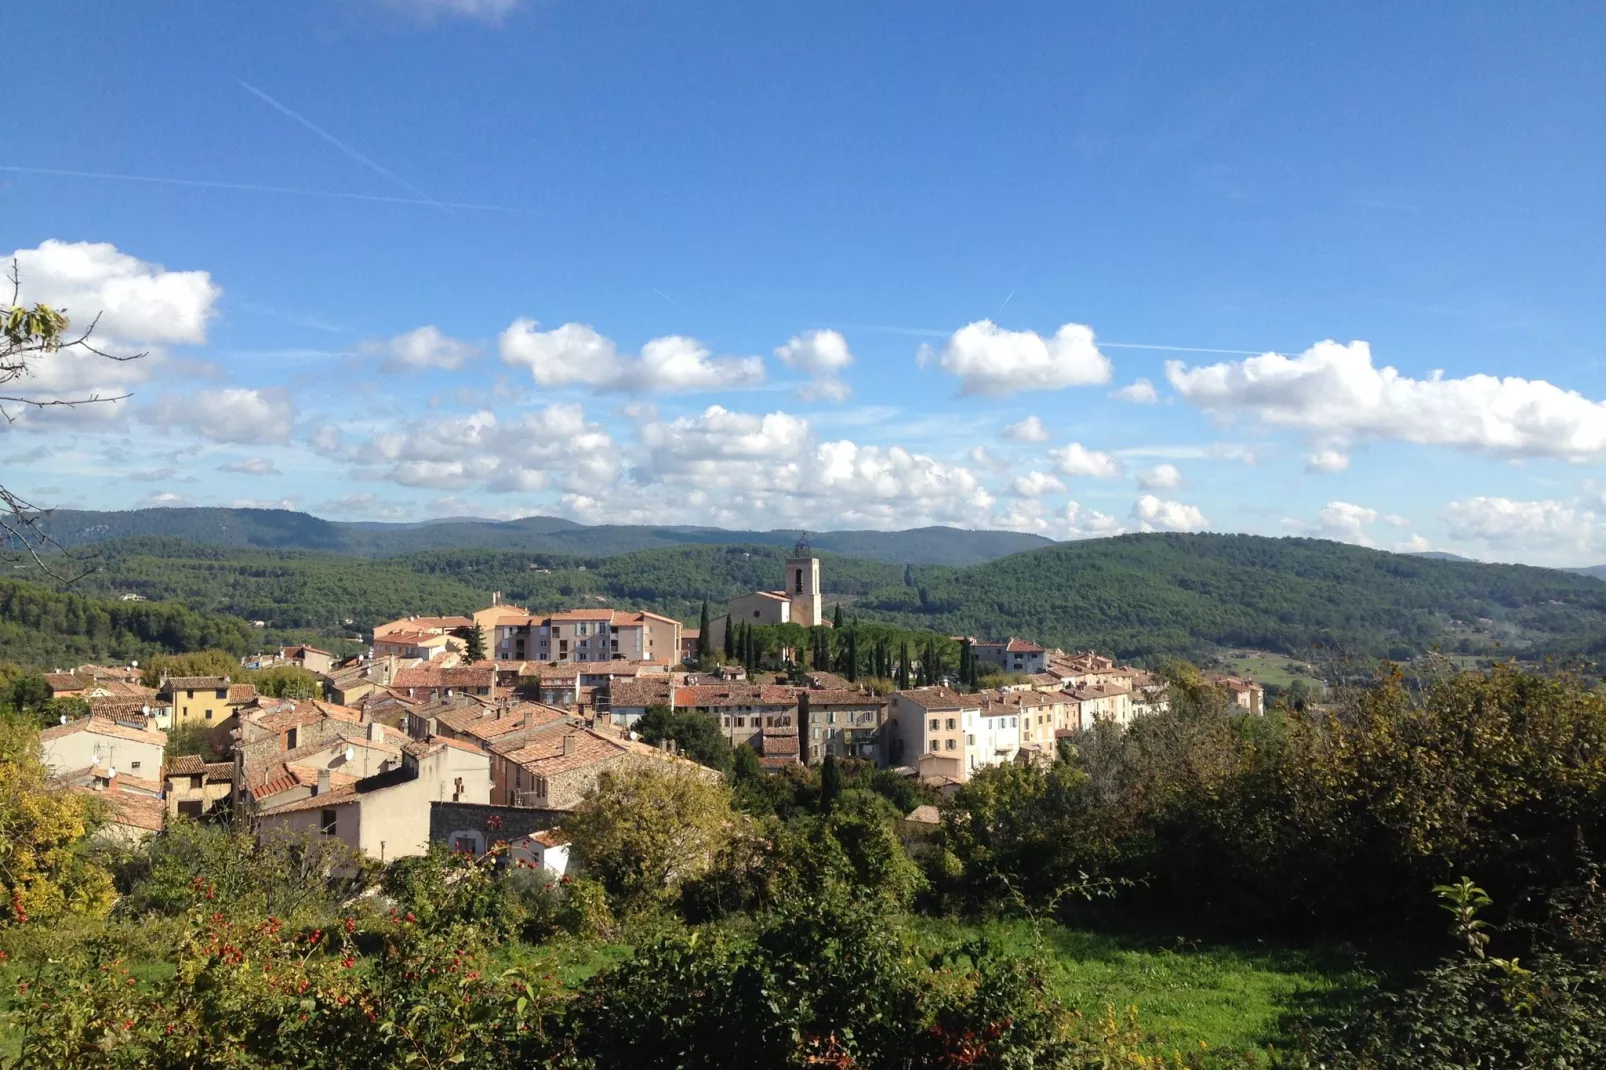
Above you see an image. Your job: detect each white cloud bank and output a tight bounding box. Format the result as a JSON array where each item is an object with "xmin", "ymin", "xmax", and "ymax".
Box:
[
  {"xmin": 924, "ymin": 319, "xmax": 1112, "ymax": 396},
  {"xmin": 499, "ymin": 320, "xmax": 764, "ymax": 393},
  {"xmin": 144, "ymin": 388, "xmax": 295, "ymax": 444},
  {"xmin": 1443, "ymin": 496, "xmax": 1600, "ymax": 555},
  {"xmin": 1168, "ymin": 340, "xmax": 1606, "ymax": 461},
  {"xmin": 1133, "ymin": 495, "xmax": 1208, "ymax": 532},
  {"xmin": 1049, "ymin": 442, "xmax": 1123, "ymax": 478}
]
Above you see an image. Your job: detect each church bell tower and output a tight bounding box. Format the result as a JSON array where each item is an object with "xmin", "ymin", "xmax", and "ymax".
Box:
[{"xmin": 786, "ymin": 532, "xmax": 822, "ymax": 627}]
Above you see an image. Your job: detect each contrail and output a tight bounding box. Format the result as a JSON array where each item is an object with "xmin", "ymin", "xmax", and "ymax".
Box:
[
  {"xmin": 236, "ymin": 78, "xmax": 452, "ymax": 214},
  {"xmin": 653, "ymin": 289, "xmax": 692, "ymax": 315},
  {"xmin": 997, "ymin": 289, "xmax": 1015, "ymax": 313},
  {"xmin": 0, "ymin": 165, "xmax": 531, "ymax": 213}
]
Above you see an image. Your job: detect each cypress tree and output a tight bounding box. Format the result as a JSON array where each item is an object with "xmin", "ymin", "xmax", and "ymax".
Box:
[
  {"xmin": 845, "ymin": 629, "xmax": 859, "ymax": 682},
  {"xmin": 832, "ymin": 603, "xmax": 844, "ymax": 630},
  {"xmin": 820, "ymin": 753, "xmax": 843, "ymax": 810},
  {"xmin": 959, "ymin": 639, "xmax": 972, "ymax": 691},
  {"xmin": 697, "ymin": 600, "xmax": 711, "ymax": 662},
  {"xmin": 897, "ymin": 640, "xmax": 911, "ymax": 690},
  {"xmin": 723, "ymin": 614, "xmax": 735, "ymax": 661}
]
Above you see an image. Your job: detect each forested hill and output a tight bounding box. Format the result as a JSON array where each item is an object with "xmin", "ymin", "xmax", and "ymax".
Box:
[
  {"xmin": 856, "ymin": 533, "xmax": 1606, "ymax": 660},
  {"xmin": 0, "ymin": 578, "xmax": 257, "ymax": 668},
  {"xmin": 34, "ymin": 508, "xmax": 1052, "ymax": 566},
  {"xmin": 11, "ymin": 532, "xmax": 1606, "ymax": 665}
]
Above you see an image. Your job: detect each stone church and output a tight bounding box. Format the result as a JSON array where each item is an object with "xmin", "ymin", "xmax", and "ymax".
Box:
[{"xmin": 707, "ymin": 534, "xmax": 823, "ymax": 654}]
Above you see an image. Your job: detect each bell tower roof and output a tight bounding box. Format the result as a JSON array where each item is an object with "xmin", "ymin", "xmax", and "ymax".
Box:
[{"xmin": 793, "ymin": 531, "xmax": 811, "ymax": 558}]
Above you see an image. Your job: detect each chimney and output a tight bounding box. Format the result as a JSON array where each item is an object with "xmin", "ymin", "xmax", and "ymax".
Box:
[
  {"xmin": 562, "ymin": 733, "xmax": 576, "ymax": 756},
  {"xmin": 368, "ymin": 721, "xmax": 383, "ymax": 743},
  {"xmin": 316, "ymin": 769, "xmax": 331, "ymax": 796}
]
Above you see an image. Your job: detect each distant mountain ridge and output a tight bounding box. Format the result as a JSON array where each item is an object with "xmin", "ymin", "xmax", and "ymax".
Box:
[{"xmin": 34, "ymin": 508, "xmax": 1054, "ymax": 566}]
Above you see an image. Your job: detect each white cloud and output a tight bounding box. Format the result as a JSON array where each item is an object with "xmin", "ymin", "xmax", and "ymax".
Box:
[
  {"xmin": 128, "ymin": 468, "xmax": 178, "ymax": 483},
  {"xmin": 1168, "ymin": 340, "xmax": 1606, "ymax": 461},
  {"xmin": 926, "ymin": 319, "xmax": 1112, "ymax": 396},
  {"xmin": 357, "ymin": 325, "xmax": 479, "ymax": 371},
  {"xmin": 1443, "ymin": 497, "xmax": 1599, "ymax": 553},
  {"xmin": 774, "ymin": 329, "xmax": 853, "ymax": 402},
  {"xmin": 1002, "ymin": 415, "xmax": 1049, "ymax": 442},
  {"xmin": 378, "ymin": 0, "xmax": 521, "ymax": 23},
  {"xmin": 1306, "ymin": 448, "xmax": 1350, "ymax": 473},
  {"xmin": 220, "ymin": 457, "xmax": 282, "ymax": 476},
  {"xmin": 1133, "ymin": 495, "xmax": 1208, "ymax": 532},
  {"xmin": 143, "ymin": 388, "xmax": 295, "ymax": 444},
  {"xmin": 1065, "ymin": 501, "xmax": 1124, "ymax": 538},
  {"xmin": 1316, "ymin": 501, "xmax": 1379, "ymax": 546},
  {"xmin": 1012, "ymin": 471, "xmax": 1067, "ymax": 497},
  {"xmin": 1136, "ymin": 463, "xmax": 1181, "ymax": 490},
  {"xmin": 1397, "ymin": 534, "xmax": 1432, "ymax": 553},
  {"xmin": 136, "ymin": 491, "xmax": 190, "ymax": 508},
  {"xmin": 1049, "ymin": 442, "xmax": 1122, "ymax": 478},
  {"xmin": 499, "ymin": 319, "xmax": 764, "ymax": 393},
  {"xmin": 640, "ymin": 406, "xmax": 811, "ymax": 474},
  {"xmin": 232, "ymin": 498, "xmax": 298, "ymax": 510},
  {"xmin": 1111, "ymin": 378, "xmax": 1159, "ymax": 404},
  {"xmin": 11, "ymin": 240, "xmax": 218, "ymax": 346}
]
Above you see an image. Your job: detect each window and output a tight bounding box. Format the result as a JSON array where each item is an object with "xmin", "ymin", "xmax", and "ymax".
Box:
[
  {"xmin": 795, "ymin": 568, "xmax": 803, "ymax": 593},
  {"xmin": 186, "ymin": 689, "xmax": 194, "ymax": 699},
  {"xmin": 723, "ymin": 716, "xmax": 731, "ymax": 727},
  {"xmin": 178, "ymin": 800, "xmax": 203, "ymax": 819},
  {"xmin": 929, "ymin": 740, "xmax": 940, "ymax": 753},
  {"xmin": 286, "ymin": 727, "xmax": 298, "ymax": 751},
  {"xmin": 827, "ymin": 710, "xmax": 837, "ymax": 725},
  {"xmin": 945, "ymin": 718, "xmax": 956, "ymax": 731},
  {"xmin": 735, "ymin": 717, "xmax": 746, "ymax": 728},
  {"xmin": 205, "ymin": 709, "xmax": 214, "ymax": 720},
  {"xmin": 967, "ymin": 734, "xmax": 976, "ymax": 746},
  {"xmin": 753, "ymin": 609, "xmax": 761, "ymax": 618},
  {"xmin": 945, "ymin": 739, "xmax": 956, "ymax": 751},
  {"xmin": 929, "ymin": 718, "xmax": 940, "ymax": 731},
  {"xmin": 217, "ymin": 688, "xmax": 227, "ymax": 699},
  {"xmin": 320, "ymin": 809, "xmax": 337, "ymax": 836},
  {"xmin": 130, "ymin": 760, "xmax": 142, "ymax": 769},
  {"xmin": 191, "ymin": 775, "xmax": 203, "ymax": 790}
]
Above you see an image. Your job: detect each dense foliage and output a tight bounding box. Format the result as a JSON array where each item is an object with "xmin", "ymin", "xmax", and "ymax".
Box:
[{"xmin": 0, "ymin": 578, "xmax": 255, "ymax": 667}]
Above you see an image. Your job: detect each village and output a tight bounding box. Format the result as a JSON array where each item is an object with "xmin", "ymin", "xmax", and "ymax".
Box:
[{"xmin": 29, "ymin": 538, "xmax": 1264, "ymax": 872}]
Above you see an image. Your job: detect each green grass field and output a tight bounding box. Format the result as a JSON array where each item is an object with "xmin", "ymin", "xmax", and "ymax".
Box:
[
  {"xmin": 1219, "ymin": 652, "xmax": 1327, "ymax": 692},
  {"xmin": 3, "ymin": 915, "xmax": 1380, "ymax": 1061}
]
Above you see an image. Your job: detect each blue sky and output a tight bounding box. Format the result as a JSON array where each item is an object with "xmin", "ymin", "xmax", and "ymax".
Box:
[{"xmin": 5, "ymin": 0, "xmax": 1604, "ymax": 564}]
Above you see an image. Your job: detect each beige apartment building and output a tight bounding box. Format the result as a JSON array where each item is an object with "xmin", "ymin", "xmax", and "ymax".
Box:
[
  {"xmin": 483, "ymin": 607, "xmax": 680, "ymax": 665},
  {"xmin": 885, "ymin": 687, "xmax": 982, "ymax": 783}
]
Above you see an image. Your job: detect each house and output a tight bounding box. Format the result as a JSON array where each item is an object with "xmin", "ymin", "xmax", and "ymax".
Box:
[
  {"xmin": 508, "ymin": 829, "xmax": 570, "ymax": 876},
  {"xmin": 1066, "ymin": 683, "xmax": 1134, "ymax": 729},
  {"xmin": 372, "ymin": 616, "xmax": 473, "ymax": 659},
  {"xmin": 390, "ymin": 663, "xmax": 497, "ymax": 702},
  {"xmin": 163, "ymin": 755, "xmax": 236, "ymax": 819},
  {"xmin": 1211, "ymin": 676, "xmax": 1265, "ymax": 716},
  {"xmin": 884, "ymin": 687, "xmax": 983, "ymax": 783},
  {"xmin": 43, "ymin": 672, "xmax": 89, "ymax": 699},
  {"xmin": 756, "ymin": 726, "xmax": 802, "ymax": 770},
  {"xmin": 77, "ymin": 782, "xmax": 166, "ymax": 845},
  {"xmin": 491, "ymin": 727, "xmax": 720, "ymax": 810},
  {"xmin": 256, "ymin": 735, "xmax": 493, "ymax": 862},
  {"xmin": 708, "ymin": 536, "xmax": 823, "ymax": 653},
  {"xmin": 38, "ymin": 715, "xmax": 166, "ymax": 785},
  {"xmin": 234, "ymin": 699, "xmax": 406, "ymax": 802},
  {"xmin": 971, "ymin": 638, "xmax": 1048, "ymax": 676},
  {"xmin": 160, "ymin": 676, "xmax": 258, "ymax": 730},
  {"xmin": 798, "ymin": 689, "xmax": 885, "ymax": 764},
  {"xmin": 680, "ymin": 629, "xmax": 701, "ymax": 664},
  {"xmin": 980, "ymin": 688, "xmax": 1070, "ymax": 758},
  {"xmin": 278, "ymin": 645, "xmax": 335, "ymax": 675},
  {"xmin": 427, "ymin": 700, "xmax": 574, "ymax": 752},
  {"xmin": 609, "ymin": 682, "xmax": 802, "ymax": 748}
]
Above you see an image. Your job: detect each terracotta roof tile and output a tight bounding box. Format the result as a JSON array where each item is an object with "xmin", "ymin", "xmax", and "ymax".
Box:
[
  {"xmin": 39, "ymin": 715, "xmax": 166, "ymax": 747},
  {"xmin": 165, "ymin": 676, "xmax": 231, "ymax": 691}
]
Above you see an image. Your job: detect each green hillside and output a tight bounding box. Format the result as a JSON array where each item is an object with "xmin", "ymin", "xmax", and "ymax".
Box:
[
  {"xmin": 33, "ymin": 508, "xmax": 1051, "ymax": 565},
  {"xmin": 12, "ymin": 532, "xmax": 1606, "ymax": 665},
  {"xmin": 850, "ymin": 533, "xmax": 1606, "ymax": 660}
]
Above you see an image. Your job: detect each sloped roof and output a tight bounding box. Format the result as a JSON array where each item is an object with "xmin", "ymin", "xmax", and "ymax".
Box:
[
  {"xmin": 891, "ymin": 687, "xmax": 969, "ymax": 711},
  {"xmin": 500, "ymin": 730, "xmax": 626, "ymax": 777},
  {"xmin": 1006, "ymin": 638, "xmax": 1044, "ymax": 653},
  {"xmin": 39, "ymin": 715, "xmax": 166, "ymax": 747},
  {"xmin": 45, "ymin": 672, "xmax": 87, "ymax": 691},
  {"xmin": 165, "ymin": 676, "xmax": 231, "ymax": 691},
  {"xmin": 80, "ymin": 787, "xmax": 165, "ymax": 832}
]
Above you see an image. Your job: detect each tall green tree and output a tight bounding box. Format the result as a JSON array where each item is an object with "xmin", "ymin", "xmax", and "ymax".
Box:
[
  {"xmin": 723, "ymin": 614, "xmax": 735, "ymax": 661},
  {"xmin": 819, "ymin": 753, "xmax": 844, "ymax": 811},
  {"xmin": 845, "ymin": 629, "xmax": 859, "ymax": 683},
  {"xmin": 696, "ymin": 600, "xmax": 711, "ymax": 662},
  {"xmin": 832, "ymin": 603, "xmax": 844, "ymax": 630},
  {"xmin": 461, "ymin": 623, "xmax": 487, "ymax": 662},
  {"xmin": 897, "ymin": 641, "xmax": 912, "ymax": 690},
  {"xmin": 959, "ymin": 639, "xmax": 973, "ymax": 691}
]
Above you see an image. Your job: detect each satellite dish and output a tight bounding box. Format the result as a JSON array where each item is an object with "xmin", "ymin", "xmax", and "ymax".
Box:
[
  {"xmin": 59, "ymin": 715, "xmax": 68, "ymax": 725},
  {"xmin": 344, "ymin": 747, "xmax": 356, "ymax": 763},
  {"xmin": 106, "ymin": 766, "xmax": 116, "ymax": 779}
]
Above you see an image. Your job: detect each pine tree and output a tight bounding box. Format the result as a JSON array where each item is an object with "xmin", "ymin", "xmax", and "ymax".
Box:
[
  {"xmin": 696, "ymin": 600, "xmax": 711, "ymax": 662},
  {"xmin": 723, "ymin": 614, "xmax": 734, "ymax": 661},
  {"xmin": 463, "ymin": 623, "xmax": 487, "ymax": 662}
]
